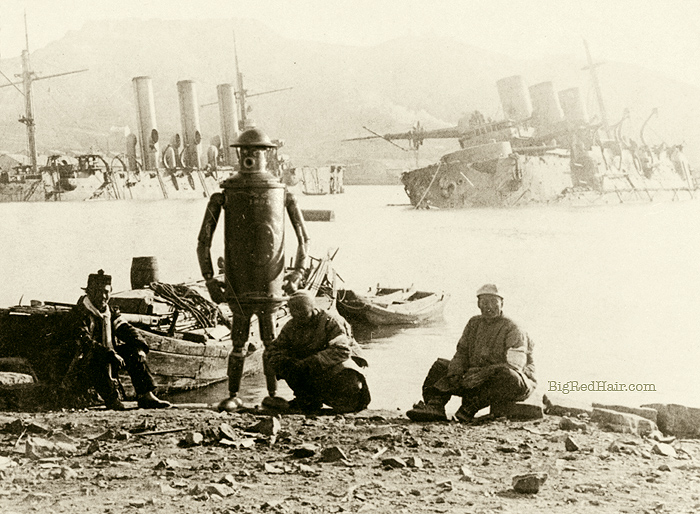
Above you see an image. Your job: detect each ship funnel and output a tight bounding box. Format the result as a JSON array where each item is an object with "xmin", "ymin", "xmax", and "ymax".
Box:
[
  {"xmin": 529, "ymin": 81, "xmax": 564, "ymax": 126},
  {"xmin": 125, "ymin": 133, "xmax": 139, "ymax": 172},
  {"xmin": 177, "ymin": 80, "xmax": 203, "ymax": 169},
  {"xmin": 558, "ymin": 87, "xmax": 588, "ymax": 124},
  {"xmin": 132, "ymin": 76, "xmax": 160, "ymax": 171},
  {"xmin": 496, "ymin": 75, "xmax": 533, "ymax": 121},
  {"xmin": 217, "ymin": 83, "xmax": 239, "ymax": 167}
]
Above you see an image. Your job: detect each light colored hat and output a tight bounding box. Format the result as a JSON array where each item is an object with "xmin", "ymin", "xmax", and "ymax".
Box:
[
  {"xmin": 476, "ymin": 283, "xmax": 503, "ymax": 299},
  {"xmin": 288, "ymin": 289, "xmax": 315, "ymax": 309}
]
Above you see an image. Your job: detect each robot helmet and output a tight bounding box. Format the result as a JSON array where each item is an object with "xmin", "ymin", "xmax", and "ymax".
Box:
[{"xmin": 231, "ymin": 127, "xmax": 277, "ymax": 148}]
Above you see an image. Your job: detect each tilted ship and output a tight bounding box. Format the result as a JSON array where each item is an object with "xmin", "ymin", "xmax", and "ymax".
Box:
[
  {"xmin": 0, "ymin": 29, "xmax": 298, "ymax": 202},
  {"xmin": 356, "ymin": 43, "xmax": 696, "ymax": 208}
]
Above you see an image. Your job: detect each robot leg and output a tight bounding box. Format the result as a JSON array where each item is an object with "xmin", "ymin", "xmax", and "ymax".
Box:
[
  {"xmin": 259, "ymin": 309, "xmax": 278, "ymax": 397},
  {"xmin": 226, "ymin": 313, "xmax": 251, "ymax": 398}
]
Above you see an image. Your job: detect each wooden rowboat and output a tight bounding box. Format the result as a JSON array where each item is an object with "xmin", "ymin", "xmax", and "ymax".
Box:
[
  {"xmin": 0, "ymin": 252, "xmax": 340, "ymax": 407},
  {"xmin": 337, "ymin": 287, "xmax": 449, "ymax": 326}
]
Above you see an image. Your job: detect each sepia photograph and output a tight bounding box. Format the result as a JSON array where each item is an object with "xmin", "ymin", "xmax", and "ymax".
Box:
[{"xmin": 0, "ymin": 0, "xmax": 699, "ymax": 511}]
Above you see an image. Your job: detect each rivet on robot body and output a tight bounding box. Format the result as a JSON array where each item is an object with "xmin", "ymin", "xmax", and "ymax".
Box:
[{"xmin": 196, "ymin": 127, "xmax": 310, "ymax": 412}]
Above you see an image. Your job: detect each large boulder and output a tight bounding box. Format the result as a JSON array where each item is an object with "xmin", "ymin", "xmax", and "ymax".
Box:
[{"xmin": 642, "ymin": 403, "xmax": 700, "ymax": 439}]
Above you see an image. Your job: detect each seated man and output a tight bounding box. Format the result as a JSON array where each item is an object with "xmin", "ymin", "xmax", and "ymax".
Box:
[
  {"xmin": 264, "ymin": 290, "xmax": 370, "ymax": 414},
  {"xmin": 407, "ymin": 284, "xmax": 535, "ymax": 422},
  {"xmin": 63, "ymin": 270, "xmax": 171, "ymax": 410}
]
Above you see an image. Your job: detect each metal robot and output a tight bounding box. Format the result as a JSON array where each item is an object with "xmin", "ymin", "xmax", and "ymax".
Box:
[{"xmin": 196, "ymin": 127, "xmax": 310, "ymax": 412}]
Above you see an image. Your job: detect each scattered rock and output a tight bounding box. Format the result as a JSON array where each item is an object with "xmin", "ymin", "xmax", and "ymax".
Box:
[
  {"xmin": 246, "ymin": 416, "xmax": 281, "ymax": 437},
  {"xmin": 512, "ymin": 472, "xmax": 548, "ymax": 494},
  {"xmin": 592, "ymin": 403, "xmax": 658, "ymax": 423},
  {"xmin": 289, "ymin": 444, "xmax": 317, "ymax": 459},
  {"xmin": 204, "ymin": 483, "xmax": 236, "ymax": 497},
  {"xmin": 319, "ymin": 446, "xmax": 347, "ymax": 463},
  {"xmin": 219, "ymin": 423, "xmax": 238, "ymax": 441},
  {"xmin": 559, "ymin": 417, "xmax": 588, "ymax": 432},
  {"xmin": 184, "ymin": 431, "xmax": 204, "ymax": 446},
  {"xmin": 642, "ymin": 403, "xmax": 700, "ymax": 439},
  {"xmin": 564, "ymin": 436, "xmax": 580, "ymax": 452},
  {"xmin": 459, "ymin": 465, "xmax": 474, "ymax": 481},
  {"xmin": 155, "ymin": 459, "xmax": 183, "ymax": 470},
  {"xmin": 406, "ymin": 456, "xmax": 423, "ymax": 468},
  {"xmin": 658, "ymin": 464, "xmax": 671, "ymax": 472},
  {"xmin": 591, "ymin": 408, "xmax": 657, "ymax": 436},
  {"xmin": 442, "ymin": 448, "xmax": 464, "ymax": 457},
  {"xmin": 381, "ymin": 457, "xmax": 407, "ymax": 468},
  {"xmin": 651, "ymin": 443, "xmax": 677, "ymax": 458}
]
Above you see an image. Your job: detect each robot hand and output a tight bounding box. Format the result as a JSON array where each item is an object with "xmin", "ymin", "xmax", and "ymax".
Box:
[
  {"xmin": 282, "ymin": 269, "xmax": 305, "ymax": 295},
  {"xmin": 205, "ymin": 277, "xmax": 227, "ymax": 304}
]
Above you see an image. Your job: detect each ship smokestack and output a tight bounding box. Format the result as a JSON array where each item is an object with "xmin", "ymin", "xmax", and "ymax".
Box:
[
  {"xmin": 177, "ymin": 80, "xmax": 203, "ymax": 169},
  {"xmin": 558, "ymin": 87, "xmax": 588, "ymax": 124},
  {"xmin": 217, "ymin": 83, "xmax": 239, "ymax": 167},
  {"xmin": 132, "ymin": 76, "xmax": 160, "ymax": 171},
  {"xmin": 496, "ymin": 75, "xmax": 533, "ymax": 121},
  {"xmin": 529, "ymin": 81, "xmax": 564, "ymax": 126}
]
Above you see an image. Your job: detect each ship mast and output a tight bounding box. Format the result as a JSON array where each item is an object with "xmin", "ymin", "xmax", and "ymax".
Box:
[
  {"xmin": 582, "ymin": 39, "xmax": 611, "ymax": 139},
  {"xmin": 0, "ymin": 13, "xmax": 88, "ymax": 173}
]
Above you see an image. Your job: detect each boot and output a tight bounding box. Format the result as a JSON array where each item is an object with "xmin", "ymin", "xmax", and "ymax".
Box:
[{"xmin": 406, "ymin": 400, "xmax": 447, "ymax": 422}]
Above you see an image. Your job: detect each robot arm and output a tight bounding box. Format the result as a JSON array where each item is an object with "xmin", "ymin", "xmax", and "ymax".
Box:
[
  {"xmin": 197, "ymin": 192, "xmax": 226, "ymax": 303},
  {"xmin": 285, "ymin": 191, "xmax": 310, "ymax": 271}
]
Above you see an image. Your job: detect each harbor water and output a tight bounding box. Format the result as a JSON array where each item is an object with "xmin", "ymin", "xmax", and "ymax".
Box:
[{"xmin": 2, "ymin": 185, "xmax": 699, "ymax": 412}]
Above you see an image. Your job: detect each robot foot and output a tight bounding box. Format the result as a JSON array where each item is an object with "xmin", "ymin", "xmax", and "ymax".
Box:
[{"xmin": 217, "ymin": 396, "xmax": 246, "ymax": 413}]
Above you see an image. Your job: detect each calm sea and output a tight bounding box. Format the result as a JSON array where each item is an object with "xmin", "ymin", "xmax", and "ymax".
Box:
[{"xmin": 2, "ymin": 185, "xmax": 699, "ymax": 412}]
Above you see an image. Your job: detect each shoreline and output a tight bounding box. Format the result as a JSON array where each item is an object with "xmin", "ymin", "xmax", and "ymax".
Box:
[{"xmin": 1, "ymin": 403, "xmax": 699, "ymax": 514}]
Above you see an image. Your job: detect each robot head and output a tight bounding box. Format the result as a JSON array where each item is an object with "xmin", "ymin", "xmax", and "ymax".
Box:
[{"xmin": 231, "ymin": 127, "xmax": 277, "ymax": 173}]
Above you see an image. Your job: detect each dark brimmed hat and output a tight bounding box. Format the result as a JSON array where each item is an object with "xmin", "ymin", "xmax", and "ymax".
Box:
[{"xmin": 85, "ymin": 269, "xmax": 112, "ymax": 290}]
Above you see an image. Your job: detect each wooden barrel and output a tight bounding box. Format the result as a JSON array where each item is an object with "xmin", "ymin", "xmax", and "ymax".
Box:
[{"xmin": 130, "ymin": 256, "xmax": 160, "ymax": 289}]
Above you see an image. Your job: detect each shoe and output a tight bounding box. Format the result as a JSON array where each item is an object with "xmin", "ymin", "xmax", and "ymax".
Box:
[
  {"xmin": 406, "ymin": 400, "xmax": 447, "ymax": 422},
  {"xmin": 261, "ymin": 396, "xmax": 290, "ymax": 411},
  {"xmin": 217, "ymin": 396, "xmax": 244, "ymax": 413},
  {"xmin": 105, "ymin": 399, "xmax": 126, "ymax": 411}
]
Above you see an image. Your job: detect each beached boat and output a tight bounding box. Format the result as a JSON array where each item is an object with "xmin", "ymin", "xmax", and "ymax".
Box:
[{"xmin": 337, "ymin": 287, "xmax": 449, "ymax": 326}]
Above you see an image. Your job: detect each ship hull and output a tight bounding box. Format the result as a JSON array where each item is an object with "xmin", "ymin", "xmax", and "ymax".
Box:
[
  {"xmin": 0, "ymin": 169, "xmax": 221, "ymax": 202},
  {"xmin": 401, "ymin": 142, "xmax": 696, "ymax": 209}
]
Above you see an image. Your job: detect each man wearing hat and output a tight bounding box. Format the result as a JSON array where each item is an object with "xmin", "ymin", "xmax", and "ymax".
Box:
[
  {"xmin": 263, "ymin": 290, "xmax": 370, "ymax": 413},
  {"xmin": 406, "ymin": 284, "xmax": 535, "ymax": 422},
  {"xmin": 63, "ymin": 270, "xmax": 171, "ymax": 410}
]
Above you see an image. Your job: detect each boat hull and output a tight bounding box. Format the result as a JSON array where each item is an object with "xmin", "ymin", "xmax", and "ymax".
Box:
[{"xmin": 338, "ymin": 288, "xmax": 449, "ymax": 326}]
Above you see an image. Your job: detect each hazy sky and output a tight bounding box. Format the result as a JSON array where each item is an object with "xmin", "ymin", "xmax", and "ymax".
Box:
[{"xmin": 2, "ymin": 0, "xmax": 699, "ymax": 87}]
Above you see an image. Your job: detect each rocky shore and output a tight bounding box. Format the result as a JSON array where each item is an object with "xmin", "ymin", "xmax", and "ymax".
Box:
[{"xmin": 1, "ymin": 400, "xmax": 699, "ymax": 514}]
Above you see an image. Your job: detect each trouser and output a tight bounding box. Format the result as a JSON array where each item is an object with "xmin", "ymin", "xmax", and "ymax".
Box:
[
  {"xmin": 87, "ymin": 345, "xmax": 156, "ymax": 402},
  {"xmin": 279, "ymin": 363, "xmax": 371, "ymax": 413},
  {"xmin": 227, "ymin": 309, "xmax": 277, "ymax": 397},
  {"xmin": 422, "ymin": 358, "xmax": 530, "ymax": 415}
]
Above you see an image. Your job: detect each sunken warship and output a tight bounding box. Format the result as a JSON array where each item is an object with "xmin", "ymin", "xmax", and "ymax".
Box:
[{"xmin": 389, "ymin": 46, "xmax": 697, "ymax": 208}]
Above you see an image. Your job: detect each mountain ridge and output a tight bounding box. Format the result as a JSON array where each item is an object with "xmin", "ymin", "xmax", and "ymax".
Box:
[{"xmin": 0, "ymin": 17, "xmax": 698, "ymax": 172}]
